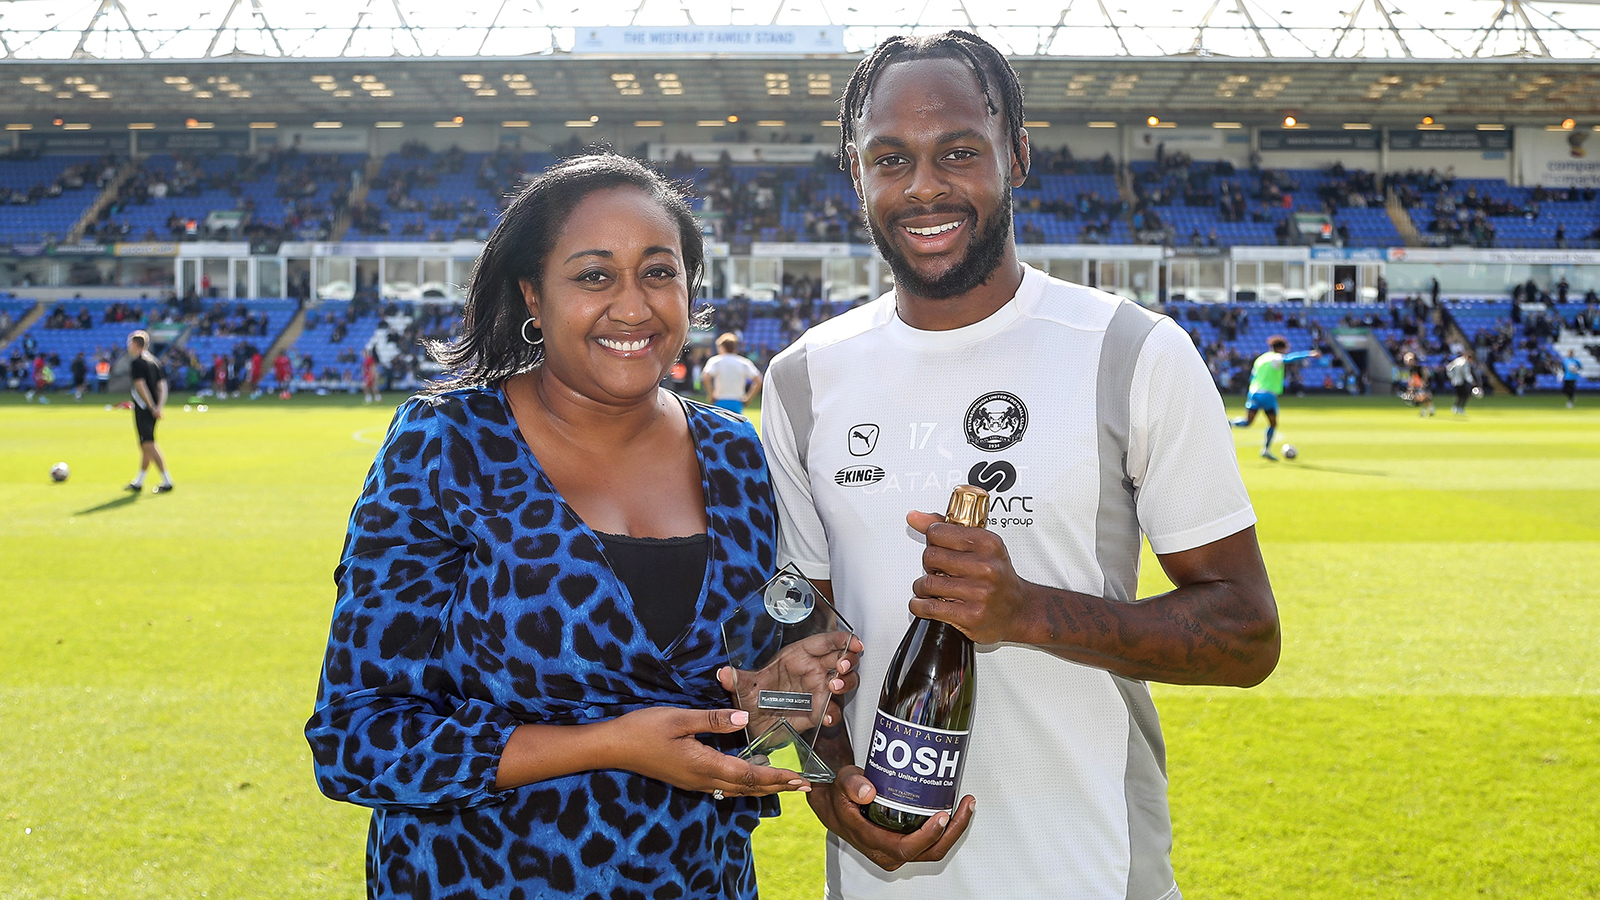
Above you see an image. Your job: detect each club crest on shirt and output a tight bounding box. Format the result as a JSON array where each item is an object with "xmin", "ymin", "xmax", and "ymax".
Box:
[
  {"xmin": 848, "ymin": 423, "xmax": 880, "ymax": 456},
  {"xmin": 964, "ymin": 392, "xmax": 1028, "ymax": 452}
]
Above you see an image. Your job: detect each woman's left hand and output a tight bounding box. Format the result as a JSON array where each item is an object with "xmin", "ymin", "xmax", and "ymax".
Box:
[{"xmin": 603, "ymin": 707, "xmax": 814, "ymax": 798}]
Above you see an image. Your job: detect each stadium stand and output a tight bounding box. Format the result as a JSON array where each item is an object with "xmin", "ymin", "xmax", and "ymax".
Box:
[
  {"xmin": 1128, "ymin": 158, "xmax": 1406, "ymax": 249},
  {"xmin": 284, "ymin": 300, "xmax": 383, "ymax": 386},
  {"xmin": 0, "ymin": 154, "xmax": 111, "ymax": 246},
  {"xmin": 0, "ymin": 295, "xmax": 38, "ymax": 343},
  {"xmin": 1393, "ymin": 177, "xmax": 1600, "ymax": 250},
  {"xmin": 86, "ymin": 151, "xmax": 366, "ymax": 245},
  {"xmin": 179, "ymin": 298, "xmax": 297, "ymax": 376},
  {"xmin": 348, "ymin": 146, "xmax": 557, "ymax": 241}
]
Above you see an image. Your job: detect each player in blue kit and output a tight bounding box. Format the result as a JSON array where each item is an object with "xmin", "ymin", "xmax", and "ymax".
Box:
[
  {"xmin": 1561, "ymin": 349, "xmax": 1584, "ymax": 408},
  {"xmin": 1232, "ymin": 335, "xmax": 1319, "ymax": 460}
]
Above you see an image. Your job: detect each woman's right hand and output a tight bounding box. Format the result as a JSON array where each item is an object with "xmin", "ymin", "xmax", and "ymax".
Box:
[{"xmin": 605, "ymin": 707, "xmax": 812, "ymax": 798}]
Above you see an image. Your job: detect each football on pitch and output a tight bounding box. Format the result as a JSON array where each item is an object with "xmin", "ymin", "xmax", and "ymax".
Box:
[
  {"xmin": 1282, "ymin": 444, "xmax": 1298, "ymax": 460},
  {"xmin": 49, "ymin": 461, "xmax": 70, "ymax": 482}
]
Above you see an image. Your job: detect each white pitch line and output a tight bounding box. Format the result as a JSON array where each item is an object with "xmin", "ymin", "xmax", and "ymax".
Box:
[{"xmin": 352, "ymin": 427, "xmax": 386, "ymax": 446}]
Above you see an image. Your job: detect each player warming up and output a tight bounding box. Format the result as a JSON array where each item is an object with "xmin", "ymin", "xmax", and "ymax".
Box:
[
  {"xmin": 123, "ymin": 330, "xmax": 174, "ymax": 494},
  {"xmin": 1232, "ymin": 335, "xmax": 1319, "ymax": 460}
]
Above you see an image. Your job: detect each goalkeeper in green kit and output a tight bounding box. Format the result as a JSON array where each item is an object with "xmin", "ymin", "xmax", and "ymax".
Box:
[{"xmin": 1232, "ymin": 335, "xmax": 1319, "ymax": 460}]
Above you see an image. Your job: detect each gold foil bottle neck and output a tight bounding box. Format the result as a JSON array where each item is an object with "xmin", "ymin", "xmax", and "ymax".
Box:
[{"xmin": 945, "ymin": 485, "xmax": 990, "ymax": 528}]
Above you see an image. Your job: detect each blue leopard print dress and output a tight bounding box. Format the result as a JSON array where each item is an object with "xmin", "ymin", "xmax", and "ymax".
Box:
[{"xmin": 307, "ymin": 384, "xmax": 778, "ymax": 900}]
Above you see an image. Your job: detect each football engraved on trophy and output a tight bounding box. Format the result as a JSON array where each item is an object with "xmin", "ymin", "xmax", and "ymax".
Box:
[{"xmin": 764, "ymin": 571, "xmax": 815, "ymax": 624}]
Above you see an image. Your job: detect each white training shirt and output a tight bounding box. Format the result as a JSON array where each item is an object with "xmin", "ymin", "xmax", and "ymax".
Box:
[
  {"xmin": 702, "ymin": 352, "xmax": 762, "ymax": 401},
  {"xmin": 761, "ymin": 265, "xmax": 1255, "ymax": 900}
]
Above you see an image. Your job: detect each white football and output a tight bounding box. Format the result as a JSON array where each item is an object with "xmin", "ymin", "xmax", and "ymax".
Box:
[
  {"xmin": 1282, "ymin": 444, "xmax": 1298, "ymax": 460},
  {"xmin": 50, "ymin": 461, "xmax": 70, "ymax": 482}
]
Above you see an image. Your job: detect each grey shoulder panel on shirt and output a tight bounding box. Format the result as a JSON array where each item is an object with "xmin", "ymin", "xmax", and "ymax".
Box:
[
  {"xmin": 1095, "ymin": 300, "xmax": 1164, "ymax": 604},
  {"xmin": 767, "ymin": 343, "xmax": 814, "ymax": 472},
  {"xmin": 1111, "ymin": 673, "xmax": 1177, "ymax": 900},
  {"xmin": 1097, "ymin": 301, "xmax": 1181, "ymax": 900}
]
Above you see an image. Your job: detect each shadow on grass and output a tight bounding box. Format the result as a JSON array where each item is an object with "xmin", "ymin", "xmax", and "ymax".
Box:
[
  {"xmin": 74, "ymin": 493, "xmax": 140, "ymax": 516},
  {"xmin": 1292, "ymin": 462, "xmax": 1391, "ymax": 477}
]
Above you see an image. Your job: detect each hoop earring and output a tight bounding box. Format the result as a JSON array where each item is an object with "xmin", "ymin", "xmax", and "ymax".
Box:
[{"xmin": 521, "ymin": 317, "xmax": 543, "ymax": 347}]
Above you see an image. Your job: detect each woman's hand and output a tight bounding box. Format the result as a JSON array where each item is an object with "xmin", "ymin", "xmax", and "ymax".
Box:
[{"xmin": 604, "ymin": 707, "xmax": 812, "ymax": 798}]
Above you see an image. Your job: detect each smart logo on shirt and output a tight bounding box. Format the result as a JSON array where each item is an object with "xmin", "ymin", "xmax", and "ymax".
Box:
[
  {"xmin": 966, "ymin": 460, "xmax": 1017, "ymax": 493},
  {"xmin": 964, "ymin": 392, "xmax": 1028, "ymax": 452},
  {"xmin": 966, "ymin": 459, "xmax": 1035, "ymax": 528}
]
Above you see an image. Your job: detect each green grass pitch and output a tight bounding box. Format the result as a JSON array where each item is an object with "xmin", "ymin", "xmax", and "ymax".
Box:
[{"xmin": 1, "ymin": 391, "xmax": 1596, "ymax": 898}]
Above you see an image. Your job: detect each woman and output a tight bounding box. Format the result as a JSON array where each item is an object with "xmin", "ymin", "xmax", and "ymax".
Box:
[{"xmin": 307, "ymin": 154, "xmax": 856, "ymax": 899}]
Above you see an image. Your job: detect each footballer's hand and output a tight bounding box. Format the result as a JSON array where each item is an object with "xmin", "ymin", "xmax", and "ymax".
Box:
[
  {"xmin": 807, "ymin": 766, "xmax": 974, "ymax": 872},
  {"xmin": 906, "ymin": 510, "xmax": 1035, "ymax": 645}
]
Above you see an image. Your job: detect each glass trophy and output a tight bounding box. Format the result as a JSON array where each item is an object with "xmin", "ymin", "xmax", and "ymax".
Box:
[{"xmin": 720, "ymin": 564, "xmax": 855, "ymax": 783}]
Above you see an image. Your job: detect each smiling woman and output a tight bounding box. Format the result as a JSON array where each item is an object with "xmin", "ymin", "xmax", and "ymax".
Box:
[{"xmin": 306, "ymin": 152, "xmax": 862, "ymax": 900}]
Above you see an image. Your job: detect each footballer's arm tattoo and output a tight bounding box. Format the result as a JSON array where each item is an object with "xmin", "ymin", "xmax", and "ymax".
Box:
[{"xmin": 1024, "ymin": 527, "xmax": 1279, "ymax": 687}]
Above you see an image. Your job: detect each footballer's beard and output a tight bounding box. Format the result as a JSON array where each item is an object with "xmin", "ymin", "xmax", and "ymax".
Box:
[{"xmin": 866, "ymin": 188, "xmax": 1013, "ymax": 301}]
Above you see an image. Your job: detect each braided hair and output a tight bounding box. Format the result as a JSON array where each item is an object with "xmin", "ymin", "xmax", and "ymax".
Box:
[{"xmin": 837, "ymin": 30, "xmax": 1028, "ymax": 176}]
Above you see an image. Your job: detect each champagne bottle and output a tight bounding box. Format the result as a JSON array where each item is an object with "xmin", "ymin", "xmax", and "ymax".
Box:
[{"xmin": 861, "ymin": 485, "xmax": 987, "ymax": 834}]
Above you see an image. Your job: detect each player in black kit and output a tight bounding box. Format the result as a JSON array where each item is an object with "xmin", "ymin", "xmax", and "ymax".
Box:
[{"xmin": 125, "ymin": 330, "xmax": 174, "ymax": 494}]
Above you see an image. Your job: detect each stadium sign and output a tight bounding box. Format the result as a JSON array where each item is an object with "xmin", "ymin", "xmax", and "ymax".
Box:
[
  {"xmin": 649, "ymin": 143, "xmax": 833, "ymax": 164},
  {"xmin": 138, "ymin": 131, "xmax": 251, "ymax": 152},
  {"xmin": 276, "ymin": 241, "xmax": 484, "ymax": 258},
  {"xmin": 1388, "ymin": 130, "xmax": 1511, "ymax": 152},
  {"xmin": 18, "ymin": 132, "xmax": 125, "ymax": 153},
  {"xmin": 1311, "ymin": 247, "xmax": 1387, "ymax": 262},
  {"xmin": 1258, "ymin": 130, "xmax": 1380, "ymax": 152},
  {"xmin": 573, "ymin": 25, "xmax": 846, "ymax": 55},
  {"xmin": 114, "ymin": 243, "xmax": 180, "ymax": 257},
  {"xmin": 1387, "ymin": 247, "xmax": 1600, "ymax": 265},
  {"xmin": 748, "ymin": 243, "xmax": 864, "ymax": 258},
  {"xmin": 1134, "ymin": 128, "xmax": 1237, "ymax": 153},
  {"xmin": 1517, "ymin": 127, "xmax": 1600, "ymax": 189}
]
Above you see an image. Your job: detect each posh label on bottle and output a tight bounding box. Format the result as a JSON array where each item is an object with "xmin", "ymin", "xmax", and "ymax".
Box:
[{"xmin": 863, "ymin": 710, "xmax": 970, "ymax": 815}]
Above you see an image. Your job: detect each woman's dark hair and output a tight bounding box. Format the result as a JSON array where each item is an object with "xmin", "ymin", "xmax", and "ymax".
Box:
[
  {"xmin": 837, "ymin": 30, "xmax": 1028, "ymax": 177},
  {"xmin": 426, "ymin": 152, "xmax": 704, "ymax": 391}
]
